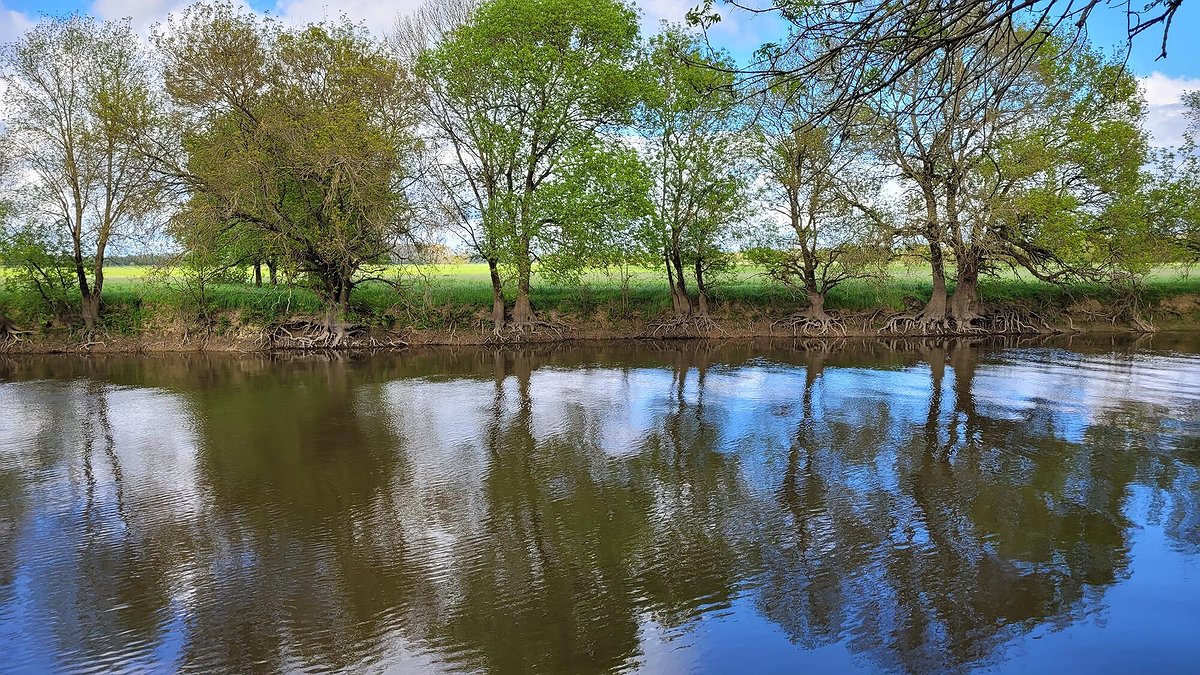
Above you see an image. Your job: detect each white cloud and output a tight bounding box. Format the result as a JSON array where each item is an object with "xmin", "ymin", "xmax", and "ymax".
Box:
[
  {"xmin": 272, "ymin": 0, "xmax": 422, "ymax": 33},
  {"xmin": 81, "ymin": 0, "xmax": 778, "ymax": 54},
  {"xmin": 93, "ymin": 0, "xmax": 184, "ymax": 31},
  {"xmin": 1139, "ymin": 71, "xmax": 1200, "ymax": 148},
  {"xmin": 91, "ymin": 0, "xmax": 421, "ymax": 37},
  {"xmin": 638, "ymin": 0, "xmax": 782, "ymax": 57},
  {"xmin": 0, "ymin": 1, "xmax": 34, "ymax": 44},
  {"xmin": 268, "ymin": 0, "xmax": 758, "ymax": 41},
  {"xmin": 91, "ymin": 0, "xmax": 261, "ymax": 35},
  {"xmin": 639, "ymin": 0, "xmax": 711, "ymax": 29}
]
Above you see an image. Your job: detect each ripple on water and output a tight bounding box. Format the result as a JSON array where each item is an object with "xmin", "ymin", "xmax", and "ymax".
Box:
[{"xmin": 0, "ymin": 342, "xmax": 1198, "ymax": 674}]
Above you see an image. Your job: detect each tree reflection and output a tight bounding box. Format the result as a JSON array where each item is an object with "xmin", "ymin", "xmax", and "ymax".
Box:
[
  {"xmin": 753, "ymin": 341, "xmax": 1139, "ymax": 672},
  {"xmin": 0, "ymin": 340, "xmax": 1198, "ymax": 674}
]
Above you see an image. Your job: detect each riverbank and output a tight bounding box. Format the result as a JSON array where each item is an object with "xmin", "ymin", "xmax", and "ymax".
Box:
[
  {"xmin": 2, "ymin": 291, "xmax": 1198, "ymax": 353},
  {"xmin": 3, "ymin": 264, "xmax": 1199, "ymax": 353}
]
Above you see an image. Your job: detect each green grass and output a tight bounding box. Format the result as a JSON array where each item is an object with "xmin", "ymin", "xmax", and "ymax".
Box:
[{"xmin": 2, "ymin": 262, "xmax": 1198, "ymax": 334}]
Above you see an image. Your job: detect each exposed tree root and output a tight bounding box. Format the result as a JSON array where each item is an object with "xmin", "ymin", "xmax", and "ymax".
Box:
[
  {"xmin": 881, "ymin": 305, "xmax": 1060, "ymax": 336},
  {"xmin": 264, "ymin": 316, "xmax": 408, "ymax": 349},
  {"xmin": 1069, "ymin": 287, "xmax": 1158, "ymax": 333},
  {"xmin": 1129, "ymin": 314, "xmax": 1157, "ymax": 333},
  {"xmin": 486, "ymin": 317, "xmax": 571, "ymax": 344},
  {"xmin": 976, "ymin": 308, "xmax": 1059, "ymax": 334},
  {"xmin": 772, "ymin": 313, "xmax": 846, "ymax": 337},
  {"xmin": 880, "ymin": 310, "xmax": 961, "ymax": 336},
  {"xmin": 643, "ymin": 314, "xmax": 726, "ymax": 339},
  {"xmin": 0, "ymin": 317, "xmax": 33, "ymax": 346}
]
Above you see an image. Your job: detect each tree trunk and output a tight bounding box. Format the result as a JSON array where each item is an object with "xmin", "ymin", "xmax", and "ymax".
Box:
[
  {"xmin": 254, "ymin": 261, "xmax": 263, "ymax": 287},
  {"xmin": 81, "ymin": 291, "xmax": 101, "ymax": 334},
  {"xmin": 805, "ymin": 290, "xmax": 828, "ymax": 318},
  {"xmin": 925, "ymin": 239, "xmax": 948, "ymax": 319},
  {"xmin": 82, "ymin": 264, "xmax": 103, "ymax": 334},
  {"xmin": 321, "ymin": 277, "xmax": 354, "ymax": 345},
  {"xmin": 488, "ymin": 257, "xmax": 505, "ymax": 328},
  {"xmin": 919, "ymin": 182, "xmax": 947, "ymax": 319},
  {"xmin": 669, "ymin": 248, "xmax": 692, "ymax": 317},
  {"xmin": 949, "ymin": 250, "xmax": 980, "ymax": 321},
  {"xmin": 267, "ymin": 260, "xmax": 278, "ymax": 286},
  {"xmin": 512, "ymin": 261, "xmax": 535, "ymax": 324},
  {"xmin": 72, "ymin": 248, "xmax": 98, "ymax": 333},
  {"xmin": 694, "ymin": 259, "xmax": 709, "ymax": 316},
  {"xmin": 666, "ymin": 250, "xmax": 688, "ymax": 316}
]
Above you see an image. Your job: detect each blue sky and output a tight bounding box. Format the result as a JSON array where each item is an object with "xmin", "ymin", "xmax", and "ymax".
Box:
[
  {"xmin": 3, "ymin": 0, "xmax": 1198, "ymax": 142},
  {"xmin": 3, "ymin": 0, "xmax": 1196, "ymax": 73}
]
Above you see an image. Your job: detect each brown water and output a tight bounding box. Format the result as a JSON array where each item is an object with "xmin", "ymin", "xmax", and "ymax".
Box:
[{"xmin": 1, "ymin": 336, "xmax": 1199, "ymax": 674}]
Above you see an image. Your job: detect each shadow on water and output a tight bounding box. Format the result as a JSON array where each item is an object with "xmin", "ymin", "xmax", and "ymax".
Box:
[{"xmin": 0, "ymin": 333, "xmax": 1198, "ymax": 673}]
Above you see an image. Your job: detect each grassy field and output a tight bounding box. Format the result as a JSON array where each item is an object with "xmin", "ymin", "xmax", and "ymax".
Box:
[{"xmin": 2, "ymin": 262, "xmax": 1198, "ymax": 333}]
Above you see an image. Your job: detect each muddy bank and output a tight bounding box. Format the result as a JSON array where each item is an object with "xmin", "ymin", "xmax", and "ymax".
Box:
[{"xmin": 2, "ymin": 296, "xmax": 1197, "ymax": 354}]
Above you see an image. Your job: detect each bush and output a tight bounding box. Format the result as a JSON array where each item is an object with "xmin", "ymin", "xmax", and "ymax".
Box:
[{"xmin": 0, "ymin": 230, "xmax": 79, "ymax": 324}]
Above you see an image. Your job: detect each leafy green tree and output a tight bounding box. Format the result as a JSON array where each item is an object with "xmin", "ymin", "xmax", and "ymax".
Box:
[
  {"xmin": 983, "ymin": 47, "xmax": 1151, "ymax": 284},
  {"xmin": 636, "ymin": 28, "xmax": 751, "ymax": 320},
  {"xmin": 155, "ymin": 3, "xmax": 422, "ymax": 339},
  {"xmin": 1145, "ymin": 91, "xmax": 1200, "ymax": 264},
  {"xmin": 871, "ymin": 33, "xmax": 1148, "ymax": 332},
  {"xmin": 414, "ymin": 0, "xmax": 646, "ymax": 328},
  {"xmin": 1, "ymin": 15, "xmax": 166, "ymax": 332}
]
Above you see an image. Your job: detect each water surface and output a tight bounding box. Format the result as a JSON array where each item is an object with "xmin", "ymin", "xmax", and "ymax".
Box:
[{"xmin": 1, "ymin": 336, "xmax": 1199, "ymax": 674}]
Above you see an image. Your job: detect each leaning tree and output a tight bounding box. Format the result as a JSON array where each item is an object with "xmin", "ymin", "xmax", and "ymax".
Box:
[{"xmin": 867, "ymin": 28, "xmax": 1147, "ymax": 333}]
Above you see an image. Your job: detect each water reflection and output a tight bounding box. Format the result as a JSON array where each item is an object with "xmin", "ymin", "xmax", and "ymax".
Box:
[{"xmin": 1, "ymin": 336, "xmax": 1198, "ymax": 674}]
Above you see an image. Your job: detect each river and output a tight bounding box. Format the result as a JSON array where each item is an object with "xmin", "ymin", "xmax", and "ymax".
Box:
[{"xmin": 1, "ymin": 336, "xmax": 1198, "ymax": 674}]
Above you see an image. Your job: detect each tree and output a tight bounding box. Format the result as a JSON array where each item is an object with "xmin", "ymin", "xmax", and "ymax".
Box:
[
  {"xmin": 413, "ymin": 0, "xmax": 647, "ymax": 328},
  {"xmin": 1, "ymin": 15, "xmax": 166, "ymax": 332},
  {"xmin": 155, "ymin": 3, "xmax": 422, "ymax": 341},
  {"xmin": 869, "ymin": 31, "xmax": 1147, "ymax": 333},
  {"xmin": 636, "ymin": 28, "xmax": 751, "ymax": 322},
  {"xmin": 749, "ymin": 78, "xmax": 892, "ymax": 333},
  {"xmin": 1145, "ymin": 91, "xmax": 1200, "ymax": 264},
  {"xmin": 988, "ymin": 47, "xmax": 1151, "ymax": 282}
]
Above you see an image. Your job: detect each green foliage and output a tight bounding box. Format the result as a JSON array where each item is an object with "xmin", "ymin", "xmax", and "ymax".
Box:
[
  {"xmin": 636, "ymin": 27, "xmax": 752, "ymax": 311},
  {"xmin": 1143, "ymin": 91, "xmax": 1200, "ymax": 264},
  {"xmin": 751, "ymin": 79, "xmax": 893, "ymax": 309},
  {"xmin": 985, "ymin": 39, "xmax": 1152, "ymax": 280},
  {"xmin": 1, "ymin": 1, "xmax": 1194, "ymax": 337},
  {"xmin": 2, "ymin": 14, "xmax": 167, "ymax": 329},
  {"xmin": 0, "ymin": 228, "xmax": 78, "ymax": 323},
  {"xmin": 415, "ymin": 0, "xmax": 648, "ymax": 314},
  {"xmin": 535, "ymin": 142, "xmax": 653, "ymax": 285},
  {"xmin": 157, "ymin": 3, "xmax": 422, "ymax": 317}
]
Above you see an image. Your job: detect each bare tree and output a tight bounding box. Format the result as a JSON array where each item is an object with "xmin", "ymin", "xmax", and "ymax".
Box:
[{"xmin": 696, "ymin": 0, "xmax": 1184, "ymax": 120}]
